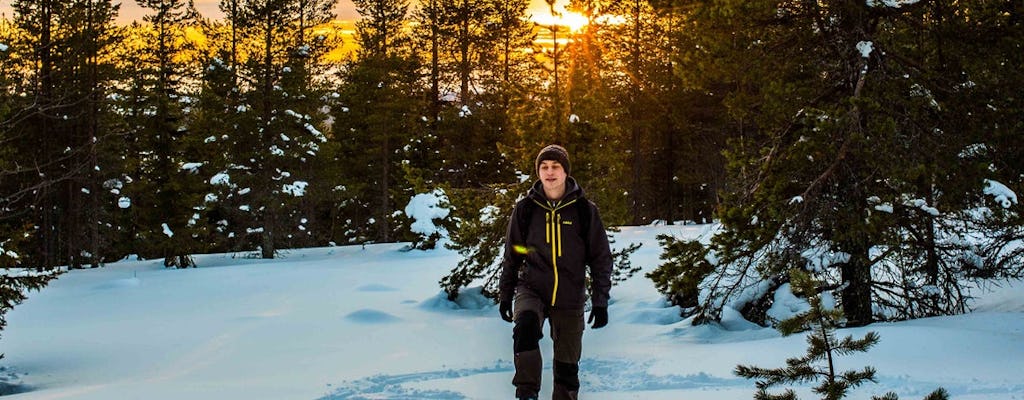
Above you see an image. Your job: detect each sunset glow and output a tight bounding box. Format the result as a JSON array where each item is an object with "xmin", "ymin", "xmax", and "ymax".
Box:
[
  {"xmin": 532, "ymin": 11, "xmax": 589, "ymax": 33},
  {"xmin": 0, "ymin": 0, "xmax": 587, "ymax": 29}
]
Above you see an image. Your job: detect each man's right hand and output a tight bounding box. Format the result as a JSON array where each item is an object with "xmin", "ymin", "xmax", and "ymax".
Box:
[{"xmin": 499, "ymin": 300, "xmax": 513, "ymax": 322}]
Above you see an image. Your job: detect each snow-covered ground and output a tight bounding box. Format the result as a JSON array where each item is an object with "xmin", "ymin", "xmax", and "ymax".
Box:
[{"xmin": 1, "ymin": 224, "xmax": 1022, "ymax": 399}]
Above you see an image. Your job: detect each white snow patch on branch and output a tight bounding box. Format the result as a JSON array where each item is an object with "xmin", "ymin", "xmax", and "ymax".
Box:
[
  {"xmin": 405, "ymin": 189, "xmax": 451, "ymax": 239},
  {"xmin": 181, "ymin": 162, "xmax": 203, "ymax": 173},
  {"xmin": 984, "ymin": 179, "xmax": 1018, "ymax": 208},
  {"xmin": 210, "ymin": 172, "xmax": 231, "ymax": 186},
  {"xmin": 282, "ymin": 181, "xmax": 308, "ymax": 197},
  {"xmin": 856, "ymin": 41, "xmax": 873, "ymax": 58},
  {"xmin": 867, "ymin": 0, "xmax": 920, "ymax": 7}
]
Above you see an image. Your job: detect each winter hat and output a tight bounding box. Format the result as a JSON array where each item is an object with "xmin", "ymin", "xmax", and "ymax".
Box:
[{"xmin": 535, "ymin": 144, "xmax": 571, "ymax": 176}]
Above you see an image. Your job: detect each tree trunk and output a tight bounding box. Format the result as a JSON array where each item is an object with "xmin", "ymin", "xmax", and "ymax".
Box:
[
  {"xmin": 841, "ymin": 201, "xmax": 873, "ymax": 327},
  {"xmin": 261, "ymin": 13, "xmax": 276, "ymax": 259},
  {"xmin": 628, "ymin": 0, "xmax": 642, "ymax": 225},
  {"xmin": 40, "ymin": 0, "xmax": 57, "ymax": 271},
  {"xmin": 380, "ymin": 126, "xmax": 390, "ymax": 242},
  {"xmin": 459, "ymin": 0, "xmax": 470, "ymax": 103},
  {"xmin": 429, "ymin": 0, "xmax": 439, "ymax": 123}
]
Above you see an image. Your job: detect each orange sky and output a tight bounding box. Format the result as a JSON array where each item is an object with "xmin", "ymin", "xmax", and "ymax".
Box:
[{"xmin": 0, "ymin": 0, "xmax": 571, "ymax": 25}]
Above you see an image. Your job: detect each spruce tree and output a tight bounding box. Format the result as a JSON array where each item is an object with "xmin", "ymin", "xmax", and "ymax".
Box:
[
  {"xmin": 648, "ymin": 0, "xmax": 1024, "ymax": 327},
  {"xmin": 330, "ymin": 0, "xmax": 421, "ymax": 244},
  {"xmin": 123, "ymin": 0, "xmax": 210, "ymax": 267},
  {"xmin": 736, "ymin": 269, "xmax": 948, "ymax": 400},
  {"xmin": 3, "ymin": 0, "xmax": 121, "ymax": 269},
  {"xmin": 184, "ymin": 17, "xmax": 246, "ymax": 254},
  {"xmin": 212, "ymin": 0, "xmax": 337, "ymax": 257},
  {"xmin": 0, "ymin": 21, "xmax": 24, "ymax": 267}
]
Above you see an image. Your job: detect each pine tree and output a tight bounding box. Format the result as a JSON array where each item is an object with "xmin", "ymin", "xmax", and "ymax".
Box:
[
  {"xmin": 560, "ymin": 0, "xmax": 630, "ymax": 225},
  {"xmin": 409, "ymin": 0, "xmax": 522, "ymax": 190},
  {"xmin": 3, "ymin": 0, "xmax": 121, "ymax": 270},
  {"xmin": 0, "ymin": 20, "xmax": 25, "ymax": 268},
  {"xmin": 735, "ymin": 269, "xmax": 948, "ymax": 400},
  {"xmin": 648, "ymin": 0, "xmax": 1024, "ymax": 327},
  {"xmin": 184, "ymin": 17, "xmax": 246, "ymax": 254},
  {"xmin": 121, "ymin": 0, "xmax": 210, "ymax": 268},
  {"xmin": 209, "ymin": 0, "xmax": 338, "ymax": 258},
  {"xmin": 284, "ymin": 0, "xmax": 344, "ymax": 249},
  {"xmin": 598, "ymin": 0, "xmax": 663, "ymax": 225},
  {"xmin": 330, "ymin": 0, "xmax": 422, "ymax": 244}
]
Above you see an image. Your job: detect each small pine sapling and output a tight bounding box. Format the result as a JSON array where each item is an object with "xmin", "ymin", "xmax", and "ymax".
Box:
[{"xmin": 735, "ymin": 268, "xmax": 947, "ymax": 400}]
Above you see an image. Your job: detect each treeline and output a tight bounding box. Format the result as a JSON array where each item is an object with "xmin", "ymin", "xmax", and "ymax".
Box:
[
  {"xmin": 1, "ymin": 0, "xmax": 1022, "ymax": 326},
  {"xmin": 0, "ymin": 0, "xmax": 721, "ymax": 270}
]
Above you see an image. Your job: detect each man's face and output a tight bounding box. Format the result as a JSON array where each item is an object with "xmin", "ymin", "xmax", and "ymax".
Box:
[{"xmin": 538, "ymin": 160, "xmax": 567, "ymax": 192}]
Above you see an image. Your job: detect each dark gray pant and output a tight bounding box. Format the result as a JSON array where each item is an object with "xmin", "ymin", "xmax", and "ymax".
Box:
[{"xmin": 512, "ymin": 288, "xmax": 584, "ymax": 400}]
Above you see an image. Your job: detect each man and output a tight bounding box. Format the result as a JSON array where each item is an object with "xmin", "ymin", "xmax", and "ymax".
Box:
[{"xmin": 498, "ymin": 144, "xmax": 614, "ymax": 400}]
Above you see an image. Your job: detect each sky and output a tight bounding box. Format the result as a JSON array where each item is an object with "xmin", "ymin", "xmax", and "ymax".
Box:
[
  {"xmin": 1, "ymin": 198, "xmax": 1023, "ymax": 399},
  {"xmin": 0, "ymin": 0, "xmax": 571, "ymax": 24}
]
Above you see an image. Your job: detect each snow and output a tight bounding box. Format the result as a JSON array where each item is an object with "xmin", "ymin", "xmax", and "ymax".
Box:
[
  {"xmin": 210, "ymin": 172, "xmax": 231, "ymax": 186},
  {"xmin": 282, "ymin": 181, "xmax": 309, "ymax": 197},
  {"xmin": 856, "ymin": 41, "xmax": 873, "ymax": 58},
  {"xmin": 1, "ymin": 240, "xmax": 18, "ymax": 259},
  {"xmin": 479, "ymin": 205, "xmax": 501, "ymax": 224},
  {"xmin": 867, "ymin": 0, "xmax": 920, "ymax": 7},
  {"xmin": 984, "ymin": 179, "xmax": 1018, "ymax": 208},
  {"xmin": 117, "ymin": 197, "xmax": 131, "ymax": 209},
  {"xmin": 161, "ymin": 223, "xmax": 174, "ymax": 237},
  {"xmin": 304, "ymin": 123, "xmax": 327, "ymax": 142},
  {"xmin": 404, "ymin": 189, "xmax": 451, "ymax": 240},
  {"xmin": 1, "ymin": 224, "xmax": 1023, "ymax": 400},
  {"xmin": 181, "ymin": 162, "xmax": 204, "ymax": 173},
  {"xmin": 766, "ymin": 283, "xmax": 811, "ymax": 323}
]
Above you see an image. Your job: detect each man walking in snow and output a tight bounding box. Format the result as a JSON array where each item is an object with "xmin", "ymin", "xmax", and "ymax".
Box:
[{"xmin": 498, "ymin": 144, "xmax": 614, "ymax": 400}]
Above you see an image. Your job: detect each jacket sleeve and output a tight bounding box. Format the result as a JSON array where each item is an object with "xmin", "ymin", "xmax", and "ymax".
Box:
[
  {"xmin": 498, "ymin": 202, "xmax": 526, "ymax": 303},
  {"xmin": 586, "ymin": 201, "xmax": 614, "ymax": 308}
]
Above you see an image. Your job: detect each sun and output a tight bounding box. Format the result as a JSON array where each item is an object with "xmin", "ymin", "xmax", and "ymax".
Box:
[{"xmin": 533, "ymin": 11, "xmax": 590, "ymax": 32}]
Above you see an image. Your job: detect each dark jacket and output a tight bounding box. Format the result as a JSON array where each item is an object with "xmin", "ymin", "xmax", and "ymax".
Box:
[{"xmin": 498, "ymin": 177, "xmax": 613, "ymax": 309}]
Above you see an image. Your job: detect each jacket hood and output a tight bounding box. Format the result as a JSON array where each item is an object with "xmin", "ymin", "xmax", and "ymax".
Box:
[{"xmin": 529, "ymin": 176, "xmax": 584, "ymax": 203}]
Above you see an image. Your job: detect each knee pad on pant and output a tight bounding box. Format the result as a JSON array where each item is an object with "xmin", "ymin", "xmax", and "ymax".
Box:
[
  {"xmin": 513, "ymin": 311, "xmax": 543, "ymax": 353},
  {"xmin": 553, "ymin": 360, "xmax": 580, "ymax": 390}
]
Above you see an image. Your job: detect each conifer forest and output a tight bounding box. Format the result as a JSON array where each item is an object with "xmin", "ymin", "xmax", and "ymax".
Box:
[{"xmin": 1, "ymin": 0, "xmax": 1022, "ymax": 327}]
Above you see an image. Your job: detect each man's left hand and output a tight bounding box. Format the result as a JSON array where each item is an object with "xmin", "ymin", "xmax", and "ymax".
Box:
[{"xmin": 588, "ymin": 306, "xmax": 608, "ymax": 329}]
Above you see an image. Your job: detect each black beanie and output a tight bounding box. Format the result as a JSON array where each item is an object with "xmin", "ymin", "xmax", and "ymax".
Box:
[{"xmin": 535, "ymin": 144, "xmax": 570, "ymax": 176}]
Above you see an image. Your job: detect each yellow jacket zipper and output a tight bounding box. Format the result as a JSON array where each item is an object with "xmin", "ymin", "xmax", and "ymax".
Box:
[{"xmin": 537, "ymin": 199, "xmax": 576, "ymax": 307}]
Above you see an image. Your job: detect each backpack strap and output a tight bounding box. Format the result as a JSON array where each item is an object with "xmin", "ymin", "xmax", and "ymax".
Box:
[
  {"xmin": 515, "ymin": 198, "xmax": 535, "ymax": 242},
  {"xmin": 575, "ymin": 197, "xmax": 592, "ymax": 257},
  {"xmin": 575, "ymin": 196, "xmax": 591, "ymax": 238}
]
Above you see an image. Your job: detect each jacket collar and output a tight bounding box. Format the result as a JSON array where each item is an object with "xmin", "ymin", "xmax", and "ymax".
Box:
[{"xmin": 529, "ymin": 176, "xmax": 583, "ymax": 206}]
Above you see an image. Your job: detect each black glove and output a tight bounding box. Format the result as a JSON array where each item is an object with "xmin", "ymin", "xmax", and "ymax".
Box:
[
  {"xmin": 588, "ymin": 306, "xmax": 608, "ymax": 329},
  {"xmin": 499, "ymin": 300, "xmax": 514, "ymax": 323}
]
